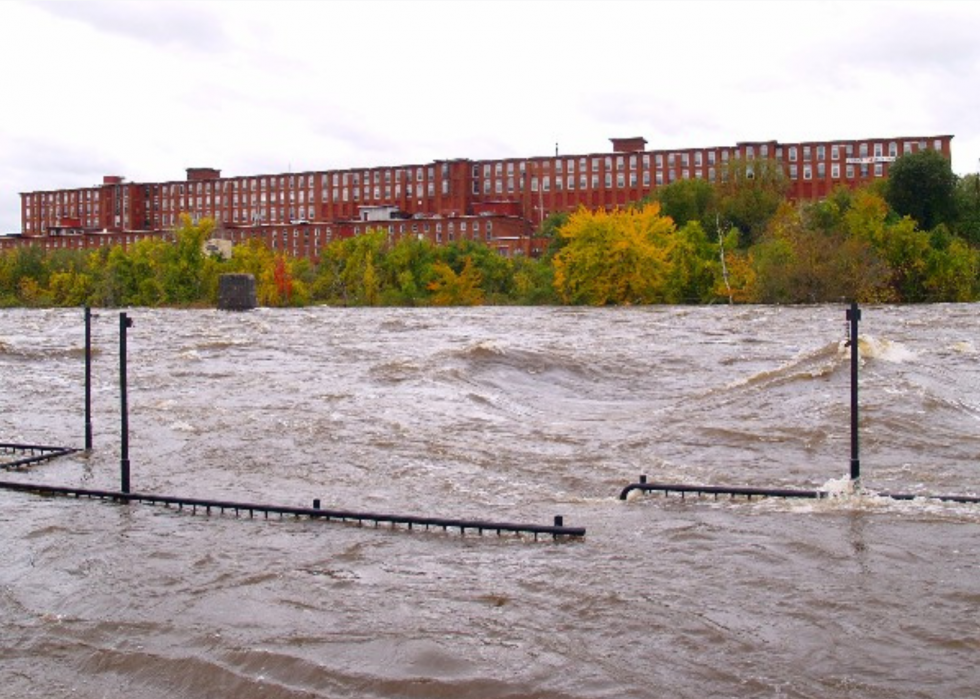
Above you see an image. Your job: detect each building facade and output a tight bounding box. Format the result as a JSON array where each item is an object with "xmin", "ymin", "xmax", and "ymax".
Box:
[{"xmin": 8, "ymin": 133, "xmax": 954, "ymax": 260}]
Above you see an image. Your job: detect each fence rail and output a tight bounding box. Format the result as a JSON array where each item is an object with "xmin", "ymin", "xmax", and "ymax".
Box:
[
  {"xmin": 0, "ymin": 479, "xmax": 586, "ymax": 540},
  {"xmin": 0, "ymin": 443, "xmax": 78, "ymax": 470},
  {"xmin": 619, "ymin": 476, "xmax": 980, "ymax": 505}
]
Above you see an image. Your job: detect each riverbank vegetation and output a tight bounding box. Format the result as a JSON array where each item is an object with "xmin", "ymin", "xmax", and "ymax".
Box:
[{"xmin": 3, "ymin": 151, "xmax": 979, "ymax": 307}]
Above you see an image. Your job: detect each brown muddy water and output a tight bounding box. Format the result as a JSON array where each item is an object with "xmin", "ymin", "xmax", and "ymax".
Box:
[{"xmin": 1, "ymin": 305, "xmax": 978, "ymax": 699}]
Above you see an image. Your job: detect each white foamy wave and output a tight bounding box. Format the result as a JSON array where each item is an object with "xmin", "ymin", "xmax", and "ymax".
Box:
[
  {"xmin": 468, "ymin": 339, "xmax": 507, "ymax": 356},
  {"xmin": 818, "ymin": 475, "xmax": 858, "ymax": 498},
  {"xmin": 858, "ymin": 335, "xmax": 916, "ymax": 363}
]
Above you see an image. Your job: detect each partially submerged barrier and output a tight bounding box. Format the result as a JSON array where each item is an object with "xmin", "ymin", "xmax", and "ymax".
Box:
[
  {"xmin": 620, "ymin": 303, "xmax": 978, "ymax": 508},
  {"xmin": 1, "ymin": 443, "xmax": 77, "ymax": 470},
  {"xmin": 619, "ymin": 475, "xmax": 980, "ymax": 505},
  {"xmin": 619, "ymin": 476, "xmax": 825, "ymax": 501},
  {"xmin": 6, "ymin": 304, "xmax": 976, "ymax": 540},
  {"xmin": 0, "ymin": 479, "xmax": 585, "ymax": 540},
  {"xmin": 1, "ymin": 308, "xmax": 584, "ymax": 542}
]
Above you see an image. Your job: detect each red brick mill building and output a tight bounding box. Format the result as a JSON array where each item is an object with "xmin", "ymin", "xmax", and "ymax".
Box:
[{"xmin": 2, "ymin": 134, "xmax": 954, "ymax": 260}]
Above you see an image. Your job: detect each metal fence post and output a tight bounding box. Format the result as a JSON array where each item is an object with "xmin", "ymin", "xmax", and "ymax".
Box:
[
  {"xmin": 846, "ymin": 302, "xmax": 861, "ymax": 486},
  {"xmin": 84, "ymin": 306, "xmax": 93, "ymax": 451},
  {"xmin": 120, "ymin": 312, "xmax": 133, "ymax": 494}
]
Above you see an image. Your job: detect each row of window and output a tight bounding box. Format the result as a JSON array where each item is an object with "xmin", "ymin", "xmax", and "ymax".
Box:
[
  {"xmin": 27, "ymin": 154, "xmax": 896, "ymax": 226},
  {"xmin": 21, "ymin": 138, "xmax": 949, "ymax": 212},
  {"xmin": 472, "ymin": 139, "xmax": 941, "ymax": 177},
  {"xmin": 22, "ymin": 141, "xmax": 946, "ymax": 222},
  {"xmin": 169, "ymin": 165, "xmax": 448, "ymax": 198},
  {"xmin": 25, "ymin": 156, "xmax": 892, "ymax": 233}
]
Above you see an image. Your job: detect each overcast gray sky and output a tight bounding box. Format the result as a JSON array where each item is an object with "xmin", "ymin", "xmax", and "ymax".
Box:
[{"xmin": 2, "ymin": 0, "xmax": 979, "ymax": 233}]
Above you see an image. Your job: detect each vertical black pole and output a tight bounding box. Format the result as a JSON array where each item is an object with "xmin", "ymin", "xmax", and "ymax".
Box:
[
  {"xmin": 84, "ymin": 306, "xmax": 92, "ymax": 451},
  {"xmin": 119, "ymin": 312, "xmax": 133, "ymax": 494},
  {"xmin": 847, "ymin": 302, "xmax": 861, "ymax": 485}
]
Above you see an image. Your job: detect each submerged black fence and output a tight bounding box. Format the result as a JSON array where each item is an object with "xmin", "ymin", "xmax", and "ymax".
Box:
[
  {"xmin": 3, "ymin": 304, "xmax": 976, "ymax": 543},
  {"xmin": 1, "ymin": 443, "xmax": 77, "ymax": 470},
  {"xmin": 0, "ymin": 308, "xmax": 585, "ymax": 542},
  {"xmin": 0, "ymin": 479, "xmax": 585, "ymax": 540},
  {"xmin": 617, "ymin": 304, "xmax": 979, "ymax": 508},
  {"xmin": 619, "ymin": 477, "xmax": 826, "ymax": 502},
  {"xmin": 619, "ymin": 475, "xmax": 980, "ymax": 505}
]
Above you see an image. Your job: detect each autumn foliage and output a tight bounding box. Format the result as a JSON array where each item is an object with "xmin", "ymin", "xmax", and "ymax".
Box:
[{"xmin": 3, "ymin": 151, "xmax": 980, "ymax": 306}]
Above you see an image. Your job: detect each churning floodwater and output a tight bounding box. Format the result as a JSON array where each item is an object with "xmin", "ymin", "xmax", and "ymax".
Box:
[{"xmin": 1, "ymin": 304, "xmax": 978, "ymax": 699}]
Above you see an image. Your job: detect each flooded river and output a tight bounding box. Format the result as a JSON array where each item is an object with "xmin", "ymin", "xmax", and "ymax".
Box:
[{"xmin": 1, "ymin": 304, "xmax": 978, "ymax": 698}]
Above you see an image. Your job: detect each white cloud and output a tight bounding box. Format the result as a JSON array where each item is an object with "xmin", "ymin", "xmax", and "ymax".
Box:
[{"xmin": 2, "ymin": 0, "xmax": 980, "ymax": 233}]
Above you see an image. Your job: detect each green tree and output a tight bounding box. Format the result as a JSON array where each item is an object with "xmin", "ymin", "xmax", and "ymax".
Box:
[
  {"xmin": 923, "ymin": 234, "xmax": 980, "ymax": 301},
  {"xmin": 440, "ymin": 239, "xmax": 514, "ymax": 302},
  {"xmin": 885, "ymin": 149, "xmax": 958, "ymax": 231},
  {"xmin": 163, "ymin": 215, "xmax": 213, "ymax": 304},
  {"xmin": 650, "ymin": 177, "xmax": 716, "ymax": 228},
  {"xmin": 379, "ymin": 235, "xmax": 438, "ymax": 304},
  {"xmin": 953, "ymin": 173, "xmax": 980, "ymax": 245},
  {"xmin": 48, "ymin": 268, "xmax": 95, "ymax": 306},
  {"xmin": 510, "ymin": 254, "xmax": 557, "ymax": 304},
  {"xmin": 664, "ymin": 221, "xmax": 722, "ymax": 303},
  {"xmin": 752, "ymin": 202, "xmax": 891, "ymax": 303},
  {"xmin": 538, "ymin": 211, "xmax": 571, "ymax": 259},
  {"xmin": 313, "ymin": 230, "xmax": 387, "ymax": 305},
  {"xmin": 716, "ymin": 158, "xmax": 790, "ymax": 247}
]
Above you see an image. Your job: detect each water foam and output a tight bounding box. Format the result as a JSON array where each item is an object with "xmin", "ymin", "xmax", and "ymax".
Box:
[
  {"xmin": 858, "ymin": 335, "xmax": 917, "ymax": 363},
  {"xmin": 818, "ymin": 475, "xmax": 857, "ymax": 499}
]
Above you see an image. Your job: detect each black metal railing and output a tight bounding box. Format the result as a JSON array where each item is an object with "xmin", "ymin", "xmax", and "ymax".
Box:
[
  {"xmin": 0, "ymin": 479, "xmax": 585, "ymax": 540},
  {"xmin": 0, "ymin": 443, "xmax": 78, "ymax": 470},
  {"xmin": 619, "ymin": 475, "xmax": 980, "ymax": 505}
]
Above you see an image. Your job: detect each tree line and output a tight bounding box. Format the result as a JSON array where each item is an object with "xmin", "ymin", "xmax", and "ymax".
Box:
[{"xmin": 2, "ymin": 150, "xmax": 978, "ymax": 308}]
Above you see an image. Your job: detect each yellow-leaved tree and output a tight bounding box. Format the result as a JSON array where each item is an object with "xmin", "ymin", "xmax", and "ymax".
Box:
[
  {"xmin": 427, "ymin": 256, "xmax": 484, "ymax": 306},
  {"xmin": 551, "ymin": 204, "xmax": 677, "ymax": 305}
]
